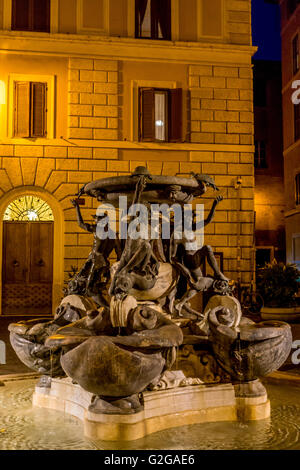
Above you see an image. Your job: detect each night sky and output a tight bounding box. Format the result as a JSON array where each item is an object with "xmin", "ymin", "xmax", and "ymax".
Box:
[{"xmin": 251, "ymin": 0, "xmax": 282, "ymax": 61}]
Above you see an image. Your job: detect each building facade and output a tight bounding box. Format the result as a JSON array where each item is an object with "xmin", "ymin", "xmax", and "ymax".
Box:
[
  {"xmin": 0, "ymin": 0, "xmax": 256, "ymax": 315},
  {"xmin": 280, "ymin": 0, "xmax": 300, "ymax": 269},
  {"xmin": 253, "ymin": 60, "xmax": 285, "ymax": 268}
]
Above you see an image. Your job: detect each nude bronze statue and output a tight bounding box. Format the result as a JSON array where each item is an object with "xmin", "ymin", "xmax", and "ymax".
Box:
[
  {"xmin": 109, "ymin": 174, "xmax": 159, "ymax": 298},
  {"xmin": 69, "ymin": 198, "xmax": 121, "ymax": 306},
  {"xmin": 170, "ymin": 193, "xmax": 229, "ymax": 316},
  {"xmin": 8, "ymin": 167, "xmax": 293, "ymax": 419}
]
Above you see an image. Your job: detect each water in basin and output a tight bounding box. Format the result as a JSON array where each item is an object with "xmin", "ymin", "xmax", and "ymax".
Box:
[{"xmin": 0, "ymin": 379, "xmax": 300, "ymax": 450}]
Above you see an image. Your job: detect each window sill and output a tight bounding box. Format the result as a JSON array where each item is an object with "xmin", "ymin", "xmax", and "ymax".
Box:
[{"xmin": 0, "ymin": 137, "xmax": 255, "ymax": 153}]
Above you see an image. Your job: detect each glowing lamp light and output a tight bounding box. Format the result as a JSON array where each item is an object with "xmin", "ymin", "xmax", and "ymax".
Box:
[
  {"xmin": 0, "ymin": 81, "xmax": 5, "ymax": 104},
  {"xmin": 27, "ymin": 210, "xmax": 38, "ymax": 221},
  {"xmin": 155, "ymin": 120, "xmax": 164, "ymax": 127}
]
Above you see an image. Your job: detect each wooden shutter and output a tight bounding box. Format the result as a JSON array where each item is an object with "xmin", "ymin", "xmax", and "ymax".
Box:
[
  {"xmin": 33, "ymin": 0, "xmax": 50, "ymax": 32},
  {"xmin": 14, "ymin": 82, "xmax": 30, "ymax": 137},
  {"xmin": 31, "ymin": 82, "xmax": 47, "ymax": 137},
  {"xmin": 169, "ymin": 88, "xmax": 182, "ymax": 142},
  {"xmin": 139, "ymin": 88, "xmax": 155, "ymax": 141},
  {"xmin": 12, "ymin": 0, "xmax": 30, "ymax": 30}
]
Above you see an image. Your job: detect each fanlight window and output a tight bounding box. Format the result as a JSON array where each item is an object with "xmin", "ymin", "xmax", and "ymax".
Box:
[{"xmin": 3, "ymin": 196, "xmax": 54, "ymax": 221}]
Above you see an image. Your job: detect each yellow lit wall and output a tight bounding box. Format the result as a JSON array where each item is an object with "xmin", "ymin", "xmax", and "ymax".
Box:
[
  {"xmin": 0, "ymin": 0, "xmax": 256, "ymax": 314},
  {"xmin": 0, "ymin": 55, "xmax": 68, "ymax": 138}
]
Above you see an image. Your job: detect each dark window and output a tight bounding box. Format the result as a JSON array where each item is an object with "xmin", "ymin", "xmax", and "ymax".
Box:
[
  {"xmin": 139, "ymin": 87, "xmax": 182, "ymax": 142},
  {"xmin": 253, "ymin": 78, "xmax": 267, "ymax": 107},
  {"xmin": 296, "ymin": 173, "xmax": 300, "ymax": 205},
  {"xmin": 287, "ymin": 0, "xmax": 300, "ymax": 18},
  {"xmin": 295, "ymin": 103, "xmax": 300, "ymax": 141},
  {"xmin": 12, "ymin": 0, "xmax": 50, "ymax": 32},
  {"xmin": 135, "ymin": 0, "xmax": 171, "ymax": 40},
  {"xmin": 254, "ymin": 141, "xmax": 267, "ymax": 168},
  {"xmin": 293, "ymin": 35, "xmax": 299, "ymax": 75},
  {"xmin": 14, "ymin": 81, "xmax": 47, "ymax": 138},
  {"xmin": 256, "ymin": 248, "xmax": 272, "ymax": 269}
]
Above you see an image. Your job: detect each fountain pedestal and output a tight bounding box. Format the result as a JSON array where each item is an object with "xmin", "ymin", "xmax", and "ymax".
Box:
[{"xmin": 33, "ymin": 377, "xmax": 270, "ymax": 441}]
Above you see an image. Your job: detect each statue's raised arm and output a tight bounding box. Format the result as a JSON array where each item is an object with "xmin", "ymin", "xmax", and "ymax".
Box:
[{"xmin": 71, "ymin": 198, "xmax": 93, "ymax": 233}]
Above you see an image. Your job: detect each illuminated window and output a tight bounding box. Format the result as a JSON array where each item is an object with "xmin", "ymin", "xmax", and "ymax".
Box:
[
  {"xmin": 139, "ymin": 87, "xmax": 182, "ymax": 142},
  {"xmin": 135, "ymin": 0, "xmax": 171, "ymax": 40},
  {"xmin": 11, "ymin": 0, "xmax": 50, "ymax": 32},
  {"xmin": 9, "ymin": 73, "xmax": 54, "ymax": 139},
  {"xmin": 3, "ymin": 196, "xmax": 54, "ymax": 221}
]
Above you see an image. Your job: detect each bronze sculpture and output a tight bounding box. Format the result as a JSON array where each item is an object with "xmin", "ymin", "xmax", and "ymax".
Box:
[{"xmin": 9, "ymin": 167, "xmax": 292, "ymax": 416}]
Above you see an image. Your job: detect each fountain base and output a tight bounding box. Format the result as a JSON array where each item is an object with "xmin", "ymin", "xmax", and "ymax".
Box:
[{"xmin": 33, "ymin": 377, "xmax": 270, "ymax": 441}]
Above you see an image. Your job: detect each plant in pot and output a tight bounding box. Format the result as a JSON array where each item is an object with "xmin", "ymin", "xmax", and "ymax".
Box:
[{"xmin": 257, "ymin": 261, "xmax": 300, "ymax": 321}]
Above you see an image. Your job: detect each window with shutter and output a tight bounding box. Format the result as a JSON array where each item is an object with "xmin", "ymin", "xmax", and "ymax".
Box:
[
  {"xmin": 139, "ymin": 87, "xmax": 182, "ymax": 143},
  {"xmin": 33, "ymin": 0, "xmax": 50, "ymax": 32},
  {"xmin": 14, "ymin": 81, "xmax": 47, "ymax": 138},
  {"xmin": 12, "ymin": 0, "xmax": 30, "ymax": 30},
  {"xmin": 135, "ymin": 0, "xmax": 171, "ymax": 40},
  {"xmin": 12, "ymin": 0, "xmax": 50, "ymax": 32}
]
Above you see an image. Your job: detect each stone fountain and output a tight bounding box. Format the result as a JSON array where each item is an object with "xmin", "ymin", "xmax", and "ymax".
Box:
[{"xmin": 8, "ymin": 167, "xmax": 292, "ymax": 441}]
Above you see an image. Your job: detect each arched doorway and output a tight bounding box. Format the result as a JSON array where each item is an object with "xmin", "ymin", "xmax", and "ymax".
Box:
[
  {"xmin": 2, "ymin": 195, "xmax": 54, "ymax": 315},
  {"xmin": 0, "ymin": 188, "xmax": 64, "ymax": 316}
]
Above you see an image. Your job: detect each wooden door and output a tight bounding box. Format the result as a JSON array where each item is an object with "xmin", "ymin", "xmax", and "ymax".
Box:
[{"xmin": 2, "ymin": 221, "xmax": 53, "ymax": 315}]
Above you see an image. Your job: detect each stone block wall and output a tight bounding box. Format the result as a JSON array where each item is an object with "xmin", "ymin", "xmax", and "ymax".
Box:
[
  {"xmin": 189, "ymin": 64, "xmax": 254, "ymax": 145},
  {"xmin": 68, "ymin": 58, "xmax": 120, "ymax": 141},
  {"xmin": 226, "ymin": 0, "xmax": 252, "ymax": 45},
  {"xmin": 0, "ymin": 56, "xmax": 255, "ymax": 297}
]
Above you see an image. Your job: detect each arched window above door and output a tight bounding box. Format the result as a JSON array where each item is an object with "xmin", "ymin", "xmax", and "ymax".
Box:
[{"xmin": 3, "ymin": 195, "xmax": 54, "ymax": 221}]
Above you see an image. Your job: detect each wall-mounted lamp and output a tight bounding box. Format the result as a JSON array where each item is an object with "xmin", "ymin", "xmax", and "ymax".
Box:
[
  {"xmin": 234, "ymin": 177, "xmax": 243, "ymax": 190},
  {"xmin": 0, "ymin": 81, "xmax": 6, "ymax": 104}
]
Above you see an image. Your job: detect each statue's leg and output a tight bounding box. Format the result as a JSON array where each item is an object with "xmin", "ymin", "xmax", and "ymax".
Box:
[
  {"xmin": 86, "ymin": 257, "xmax": 96, "ymax": 291},
  {"xmin": 168, "ymin": 286, "xmax": 177, "ymax": 314},
  {"xmin": 175, "ymin": 288, "xmax": 198, "ymax": 316},
  {"xmin": 202, "ymin": 245, "xmax": 228, "ymax": 280}
]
